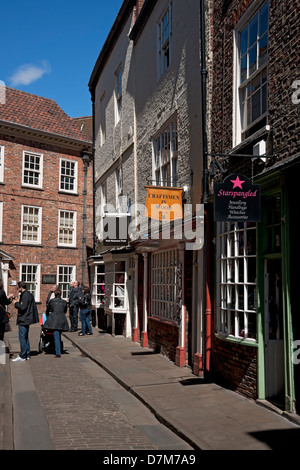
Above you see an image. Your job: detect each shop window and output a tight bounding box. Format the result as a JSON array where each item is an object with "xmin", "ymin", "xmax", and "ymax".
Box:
[
  {"xmin": 92, "ymin": 263, "xmax": 105, "ymax": 307},
  {"xmin": 105, "ymin": 261, "xmax": 126, "ymax": 310},
  {"xmin": 151, "ymin": 249, "xmax": 178, "ymax": 323},
  {"xmin": 265, "ymin": 195, "xmax": 281, "ymax": 253},
  {"xmin": 216, "ymin": 222, "xmax": 257, "ymax": 341}
]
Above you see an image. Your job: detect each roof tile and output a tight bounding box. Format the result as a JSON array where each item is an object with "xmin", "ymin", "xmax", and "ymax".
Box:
[{"xmin": 0, "ymin": 87, "xmax": 92, "ymax": 142}]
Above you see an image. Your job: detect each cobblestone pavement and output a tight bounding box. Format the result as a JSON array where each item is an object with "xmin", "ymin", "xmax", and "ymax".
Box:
[{"xmin": 7, "ymin": 323, "xmax": 193, "ymax": 451}]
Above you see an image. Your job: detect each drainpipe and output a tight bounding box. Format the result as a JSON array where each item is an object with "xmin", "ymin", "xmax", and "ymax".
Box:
[
  {"xmin": 91, "ymin": 95, "xmax": 96, "ymax": 255},
  {"xmin": 81, "ymin": 152, "xmax": 90, "ymax": 285},
  {"xmin": 200, "ymin": 0, "xmax": 212, "ymax": 373}
]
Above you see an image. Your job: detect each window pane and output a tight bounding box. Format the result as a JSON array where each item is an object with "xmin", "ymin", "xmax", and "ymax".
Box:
[
  {"xmin": 240, "ymin": 26, "xmax": 248, "ymax": 57},
  {"xmin": 259, "ymin": 1, "xmax": 269, "ymax": 35},
  {"xmin": 240, "ymin": 55, "xmax": 247, "ymax": 84},
  {"xmin": 259, "ymin": 32, "xmax": 268, "ymax": 67},
  {"xmin": 248, "ymin": 45, "xmax": 257, "ymax": 77},
  {"xmin": 249, "ymin": 13, "xmax": 258, "ymax": 47}
]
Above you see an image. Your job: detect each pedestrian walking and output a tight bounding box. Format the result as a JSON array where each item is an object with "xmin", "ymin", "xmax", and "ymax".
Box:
[
  {"xmin": 78, "ymin": 286, "xmax": 93, "ymax": 336},
  {"xmin": 68, "ymin": 280, "xmax": 81, "ymax": 332},
  {"xmin": 11, "ymin": 281, "xmax": 39, "ymax": 362},
  {"xmin": 0, "ymin": 279, "xmax": 13, "ymax": 341},
  {"xmin": 43, "ymin": 288, "xmax": 69, "ymax": 358}
]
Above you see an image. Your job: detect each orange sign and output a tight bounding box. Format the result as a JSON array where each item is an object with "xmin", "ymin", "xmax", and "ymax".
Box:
[{"xmin": 145, "ymin": 186, "xmax": 183, "ymax": 220}]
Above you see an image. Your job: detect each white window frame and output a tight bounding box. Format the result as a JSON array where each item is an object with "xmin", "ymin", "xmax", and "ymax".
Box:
[
  {"xmin": 152, "ymin": 119, "xmax": 178, "ymax": 187},
  {"xmin": 157, "ymin": 1, "xmax": 172, "ymax": 79},
  {"xmin": 20, "ymin": 263, "xmax": 41, "ymax": 301},
  {"xmin": 151, "ymin": 249, "xmax": 178, "ymax": 323},
  {"xmin": 115, "ymin": 65, "xmax": 122, "ymax": 125},
  {"xmin": 91, "ymin": 263, "xmax": 105, "ymax": 308},
  {"xmin": 58, "ymin": 210, "xmax": 77, "ymax": 247},
  {"xmin": 233, "ymin": 0, "xmax": 269, "ymax": 146},
  {"xmin": 216, "ymin": 222, "xmax": 257, "ymax": 342},
  {"xmin": 22, "ymin": 151, "xmax": 43, "ymax": 189},
  {"xmin": 57, "ymin": 265, "xmax": 76, "ymax": 300},
  {"xmin": 105, "ymin": 260, "xmax": 127, "ymax": 311},
  {"xmin": 59, "ymin": 158, "xmax": 78, "ymax": 194},
  {"xmin": 0, "ymin": 146, "xmax": 4, "ymax": 183},
  {"xmin": 21, "ymin": 205, "xmax": 42, "ymax": 245}
]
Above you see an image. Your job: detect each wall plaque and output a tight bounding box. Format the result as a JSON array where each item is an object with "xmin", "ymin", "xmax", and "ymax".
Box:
[{"xmin": 42, "ymin": 275, "xmax": 57, "ymax": 284}]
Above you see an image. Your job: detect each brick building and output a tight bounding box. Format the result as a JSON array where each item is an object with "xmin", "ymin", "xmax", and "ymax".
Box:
[
  {"xmin": 0, "ymin": 87, "xmax": 93, "ymax": 314},
  {"xmin": 206, "ymin": 0, "xmax": 300, "ymax": 414}
]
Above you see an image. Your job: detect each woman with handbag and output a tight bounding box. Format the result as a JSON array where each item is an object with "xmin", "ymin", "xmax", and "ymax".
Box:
[{"xmin": 0, "ymin": 279, "xmax": 13, "ymax": 341}]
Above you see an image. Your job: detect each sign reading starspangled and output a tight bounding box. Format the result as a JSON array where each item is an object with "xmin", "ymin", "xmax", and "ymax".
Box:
[{"xmin": 214, "ymin": 174, "xmax": 261, "ymax": 222}]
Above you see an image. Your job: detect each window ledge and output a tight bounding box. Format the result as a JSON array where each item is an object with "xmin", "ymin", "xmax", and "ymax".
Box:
[
  {"xmin": 215, "ymin": 332, "xmax": 258, "ymax": 347},
  {"xmin": 233, "ymin": 125, "xmax": 270, "ymax": 154},
  {"xmin": 58, "ymin": 191, "xmax": 79, "ymax": 196},
  {"xmin": 21, "ymin": 185, "xmax": 44, "ymax": 191}
]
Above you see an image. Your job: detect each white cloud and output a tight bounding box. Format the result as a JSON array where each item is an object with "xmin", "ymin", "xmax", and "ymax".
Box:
[{"xmin": 9, "ymin": 60, "xmax": 51, "ymax": 86}]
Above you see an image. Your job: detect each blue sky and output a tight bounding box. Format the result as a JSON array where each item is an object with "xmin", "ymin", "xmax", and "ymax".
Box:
[{"xmin": 1, "ymin": 0, "xmax": 123, "ymax": 118}]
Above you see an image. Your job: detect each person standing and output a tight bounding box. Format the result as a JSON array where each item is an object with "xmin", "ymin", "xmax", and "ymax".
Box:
[
  {"xmin": 68, "ymin": 280, "xmax": 81, "ymax": 332},
  {"xmin": 11, "ymin": 281, "xmax": 39, "ymax": 362},
  {"xmin": 43, "ymin": 288, "xmax": 69, "ymax": 358},
  {"xmin": 46, "ymin": 284, "xmax": 58, "ymax": 307},
  {"xmin": 0, "ymin": 279, "xmax": 12, "ymax": 341},
  {"xmin": 78, "ymin": 286, "xmax": 93, "ymax": 336}
]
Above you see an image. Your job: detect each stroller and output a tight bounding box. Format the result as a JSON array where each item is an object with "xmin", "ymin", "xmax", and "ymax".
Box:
[{"xmin": 38, "ymin": 313, "xmax": 63, "ymax": 354}]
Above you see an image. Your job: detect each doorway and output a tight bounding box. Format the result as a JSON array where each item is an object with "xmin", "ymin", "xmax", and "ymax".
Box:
[{"xmin": 264, "ymin": 258, "xmax": 284, "ymax": 406}]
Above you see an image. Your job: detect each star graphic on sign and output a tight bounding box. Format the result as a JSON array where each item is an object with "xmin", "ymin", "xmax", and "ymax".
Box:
[{"xmin": 230, "ymin": 176, "xmax": 245, "ymax": 189}]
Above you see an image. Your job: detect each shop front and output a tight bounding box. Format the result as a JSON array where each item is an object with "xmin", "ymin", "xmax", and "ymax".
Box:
[{"xmin": 211, "ymin": 163, "xmax": 298, "ymax": 413}]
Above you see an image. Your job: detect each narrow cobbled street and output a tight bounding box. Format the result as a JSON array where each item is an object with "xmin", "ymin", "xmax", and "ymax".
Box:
[{"xmin": 5, "ymin": 321, "xmax": 193, "ymax": 451}]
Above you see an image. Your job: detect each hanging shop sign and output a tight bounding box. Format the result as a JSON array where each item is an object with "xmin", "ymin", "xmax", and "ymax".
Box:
[
  {"xmin": 214, "ymin": 174, "xmax": 261, "ymax": 222},
  {"xmin": 145, "ymin": 186, "xmax": 183, "ymax": 221},
  {"xmin": 102, "ymin": 213, "xmax": 130, "ymax": 246}
]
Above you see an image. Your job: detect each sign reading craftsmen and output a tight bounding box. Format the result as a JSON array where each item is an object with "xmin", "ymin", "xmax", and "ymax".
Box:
[
  {"xmin": 214, "ymin": 174, "xmax": 261, "ymax": 222},
  {"xmin": 145, "ymin": 185, "xmax": 183, "ymax": 220}
]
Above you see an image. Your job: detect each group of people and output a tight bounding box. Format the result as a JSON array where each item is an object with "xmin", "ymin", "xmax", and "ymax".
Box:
[{"xmin": 0, "ymin": 279, "xmax": 93, "ymax": 361}]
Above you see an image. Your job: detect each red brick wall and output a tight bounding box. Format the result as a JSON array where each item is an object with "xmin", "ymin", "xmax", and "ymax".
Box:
[
  {"xmin": 148, "ymin": 318, "xmax": 178, "ymax": 362},
  {"xmin": 212, "ymin": 336, "xmax": 257, "ymax": 400},
  {"xmin": 0, "ymin": 133, "xmax": 93, "ymax": 313}
]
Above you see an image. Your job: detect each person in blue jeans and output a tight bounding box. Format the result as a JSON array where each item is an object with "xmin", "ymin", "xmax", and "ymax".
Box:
[
  {"xmin": 43, "ymin": 288, "xmax": 69, "ymax": 357},
  {"xmin": 11, "ymin": 281, "xmax": 39, "ymax": 362},
  {"xmin": 78, "ymin": 286, "xmax": 93, "ymax": 336}
]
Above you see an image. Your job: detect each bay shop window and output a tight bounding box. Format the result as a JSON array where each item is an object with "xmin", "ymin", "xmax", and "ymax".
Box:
[
  {"xmin": 151, "ymin": 249, "xmax": 180, "ymax": 323},
  {"xmin": 216, "ymin": 222, "xmax": 257, "ymax": 341},
  {"xmin": 105, "ymin": 261, "xmax": 126, "ymax": 310}
]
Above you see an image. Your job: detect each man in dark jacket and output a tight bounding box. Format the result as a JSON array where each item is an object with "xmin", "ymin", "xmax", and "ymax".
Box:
[
  {"xmin": 68, "ymin": 280, "xmax": 81, "ymax": 332},
  {"xmin": 11, "ymin": 281, "xmax": 39, "ymax": 362}
]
